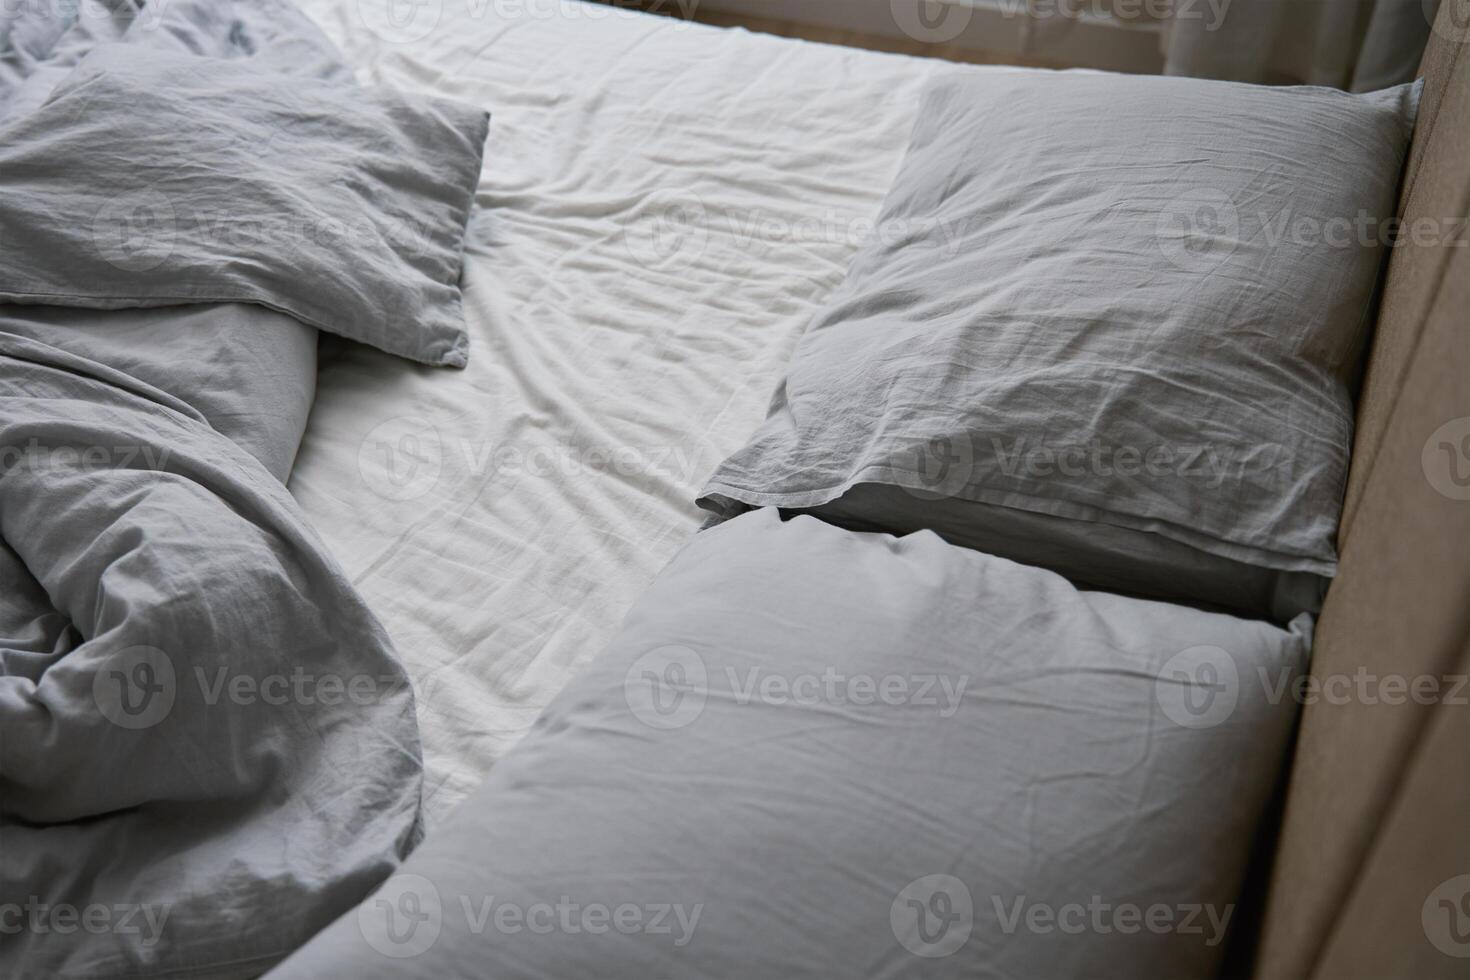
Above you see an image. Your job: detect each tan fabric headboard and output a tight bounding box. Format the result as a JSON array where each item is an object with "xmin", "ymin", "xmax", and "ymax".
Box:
[{"xmin": 1253, "ymin": 5, "xmax": 1470, "ymax": 977}]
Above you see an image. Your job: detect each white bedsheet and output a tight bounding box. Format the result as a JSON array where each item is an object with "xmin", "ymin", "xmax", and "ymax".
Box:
[{"xmin": 288, "ymin": 0, "xmax": 937, "ymax": 822}]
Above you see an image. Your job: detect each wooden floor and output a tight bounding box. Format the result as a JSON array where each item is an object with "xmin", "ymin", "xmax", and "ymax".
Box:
[{"xmin": 612, "ymin": 0, "xmax": 1066, "ymax": 68}]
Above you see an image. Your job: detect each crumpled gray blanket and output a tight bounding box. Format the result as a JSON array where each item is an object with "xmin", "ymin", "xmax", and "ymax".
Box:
[{"xmin": 0, "ymin": 1, "xmax": 439, "ymax": 976}]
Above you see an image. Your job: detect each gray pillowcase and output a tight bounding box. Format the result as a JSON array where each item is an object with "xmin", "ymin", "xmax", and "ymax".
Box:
[
  {"xmin": 699, "ymin": 69, "xmax": 1420, "ymax": 620},
  {"xmin": 269, "ymin": 508, "xmax": 1310, "ymax": 980},
  {"xmin": 0, "ymin": 42, "xmax": 488, "ymax": 367},
  {"xmin": 799, "ymin": 484, "xmax": 1329, "ymax": 622}
]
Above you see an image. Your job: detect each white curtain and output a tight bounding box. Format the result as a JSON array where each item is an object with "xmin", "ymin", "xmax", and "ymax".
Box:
[{"xmin": 1164, "ymin": 0, "xmax": 1441, "ymax": 90}]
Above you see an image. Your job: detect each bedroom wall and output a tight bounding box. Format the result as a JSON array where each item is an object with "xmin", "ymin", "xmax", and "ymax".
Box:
[
  {"xmin": 610, "ymin": 0, "xmax": 1167, "ymax": 70},
  {"xmin": 1252, "ymin": 5, "xmax": 1470, "ymax": 975}
]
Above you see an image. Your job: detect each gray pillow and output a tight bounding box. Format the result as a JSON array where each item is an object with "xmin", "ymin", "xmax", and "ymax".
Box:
[
  {"xmin": 0, "ymin": 42, "xmax": 488, "ymax": 367},
  {"xmin": 799, "ymin": 484, "xmax": 1329, "ymax": 622},
  {"xmin": 699, "ymin": 69, "xmax": 1420, "ymax": 620},
  {"xmin": 268, "ymin": 508, "xmax": 1310, "ymax": 980}
]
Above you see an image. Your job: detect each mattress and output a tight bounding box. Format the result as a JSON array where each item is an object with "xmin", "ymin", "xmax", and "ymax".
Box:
[{"xmin": 287, "ymin": 0, "xmax": 940, "ymax": 822}]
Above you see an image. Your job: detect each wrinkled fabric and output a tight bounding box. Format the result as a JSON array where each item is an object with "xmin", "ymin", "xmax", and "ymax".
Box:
[
  {"xmin": 0, "ymin": 2, "xmax": 440, "ymax": 975},
  {"xmin": 0, "ymin": 0, "xmax": 353, "ymax": 125},
  {"xmin": 269, "ymin": 508, "xmax": 1311, "ymax": 980},
  {"xmin": 0, "ymin": 39, "xmax": 487, "ymax": 367},
  {"xmin": 0, "ymin": 0, "xmax": 341, "ymax": 482},
  {"xmin": 701, "ymin": 70, "xmax": 1419, "ymax": 619},
  {"xmin": 0, "ymin": 303, "xmax": 318, "ymax": 481},
  {"xmin": 0, "ymin": 332, "xmax": 424, "ymax": 979},
  {"xmin": 286, "ymin": 0, "xmax": 943, "ymax": 822}
]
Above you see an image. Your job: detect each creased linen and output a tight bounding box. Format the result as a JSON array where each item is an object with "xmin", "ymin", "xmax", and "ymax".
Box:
[
  {"xmin": 0, "ymin": 41, "xmax": 487, "ymax": 367},
  {"xmin": 0, "ymin": 2, "xmax": 448, "ymax": 975},
  {"xmin": 287, "ymin": 0, "xmax": 943, "ymax": 820}
]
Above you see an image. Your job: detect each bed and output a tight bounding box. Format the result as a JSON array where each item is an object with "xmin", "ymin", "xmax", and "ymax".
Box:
[
  {"xmin": 285, "ymin": 2, "xmax": 1470, "ymax": 975},
  {"xmin": 1, "ymin": 0, "xmax": 1464, "ymax": 975},
  {"xmin": 285, "ymin": 2, "xmax": 1470, "ymax": 974}
]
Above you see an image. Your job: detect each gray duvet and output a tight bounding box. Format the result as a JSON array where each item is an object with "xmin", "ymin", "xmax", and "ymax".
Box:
[
  {"xmin": 0, "ymin": 330, "xmax": 422, "ymax": 979},
  {"xmin": 0, "ymin": 0, "xmax": 486, "ymax": 975}
]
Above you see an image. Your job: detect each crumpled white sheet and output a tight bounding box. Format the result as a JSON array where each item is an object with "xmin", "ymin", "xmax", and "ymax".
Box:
[{"xmin": 288, "ymin": 0, "xmax": 937, "ymax": 822}]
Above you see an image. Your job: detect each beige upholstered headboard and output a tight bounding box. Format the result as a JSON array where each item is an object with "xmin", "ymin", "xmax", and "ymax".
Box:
[{"xmin": 1252, "ymin": 5, "xmax": 1470, "ymax": 977}]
